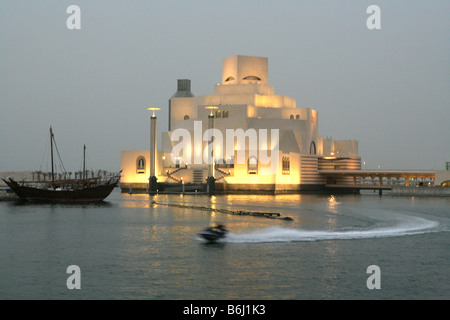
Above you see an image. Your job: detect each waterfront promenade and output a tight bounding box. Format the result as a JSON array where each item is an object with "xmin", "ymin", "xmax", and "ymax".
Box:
[{"xmin": 320, "ymin": 169, "xmax": 450, "ymax": 195}]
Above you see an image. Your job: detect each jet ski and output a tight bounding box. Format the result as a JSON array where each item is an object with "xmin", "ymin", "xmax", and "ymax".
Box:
[{"xmin": 198, "ymin": 224, "xmax": 228, "ymax": 242}]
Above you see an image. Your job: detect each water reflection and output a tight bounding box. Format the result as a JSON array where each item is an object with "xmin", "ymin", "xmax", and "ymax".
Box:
[
  {"xmin": 119, "ymin": 193, "xmax": 152, "ymax": 208},
  {"xmin": 321, "ymin": 240, "xmax": 340, "ymax": 296},
  {"xmin": 327, "ymin": 195, "xmax": 339, "ymax": 214},
  {"xmin": 8, "ymin": 199, "xmax": 113, "ymax": 209},
  {"xmin": 120, "ymin": 192, "xmax": 317, "ymax": 210},
  {"xmin": 200, "ymin": 241, "xmax": 226, "ymax": 249},
  {"xmin": 326, "ymin": 195, "xmax": 340, "ymax": 230}
]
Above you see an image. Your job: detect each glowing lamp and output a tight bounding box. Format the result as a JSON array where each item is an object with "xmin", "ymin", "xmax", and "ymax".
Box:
[
  {"xmin": 205, "ymin": 105, "xmax": 218, "ymax": 116},
  {"xmin": 147, "ymin": 107, "xmax": 160, "ymax": 116}
]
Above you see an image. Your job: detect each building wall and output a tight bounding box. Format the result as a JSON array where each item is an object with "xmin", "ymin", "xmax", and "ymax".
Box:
[
  {"xmin": 222, "ymin": 55, "xmax": 268, "ymax": 85},
  {"xmin": 435, "ymin": 170, "xmax": 450, "ymax": 186},
  {"xmin": 120, "ymin": 150, "xmax": 164, "ymax": 190},
  {"xmin": 215, "ymin": 83, "xmax": 274, "ymax": 96},
  {"xmin": 170, "ymin": 97, "xmax": 196, "ymax": 127},
  {"xmin": 318, "ymin": 157, "xmax": 362, "ymax": 185}
]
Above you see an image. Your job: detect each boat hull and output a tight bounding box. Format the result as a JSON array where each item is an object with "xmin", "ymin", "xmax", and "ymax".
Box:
[{"xmin": 2, "ymin": 178, "xmax": 118, "ymax": 203}]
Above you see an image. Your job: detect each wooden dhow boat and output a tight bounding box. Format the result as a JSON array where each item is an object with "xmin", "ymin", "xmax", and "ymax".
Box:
[{"xmin": 2, "ymin": 127, "xmax": 120, "ymax": 203}]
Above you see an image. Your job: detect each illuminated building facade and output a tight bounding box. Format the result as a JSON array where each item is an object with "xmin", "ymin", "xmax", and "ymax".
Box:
[{"xmin": 120, "ymin": 55, "xmax": 360, "ymax": 193}]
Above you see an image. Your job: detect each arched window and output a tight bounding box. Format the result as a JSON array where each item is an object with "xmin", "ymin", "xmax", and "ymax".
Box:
[
  {"xmin": 136, "ymin": 156, "xmax": 145, "ymax": 174},
  {"xmin": 223, "ymin": 110, "xmax": 229, "ymax": 118},
  {"xmin": 216, "ymin": 110, "xmax": 221, "ymax": 118},
  {"xmin": 225, "ymin": 76, "xmax": 235, "ymax": 82},
  {"xmin": 295, "ymin": 115, "xmax": 300, "ymax": 120},
  {"xmin": 248, "ymin": 156, "xmax": 258, "ymax": 174},
  {"xmin": 290, "ymin": 115, "xmax": 294, "ymax": 120},
  {"xmin": 310, "ymin": 141, "xmax": 316, "ymax": 155},
  {"xmin": 243, "ymin": 76, "xmax": 261, "ymax": 81},
  {"xmin": 184, "ymin": 115, "xmax": 189, "ymax": 120}
]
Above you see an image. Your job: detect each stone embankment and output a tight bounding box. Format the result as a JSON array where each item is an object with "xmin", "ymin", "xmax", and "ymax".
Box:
[{"xmin": 391, "ymin": 186, "xmax": 450, "ymax": 197}]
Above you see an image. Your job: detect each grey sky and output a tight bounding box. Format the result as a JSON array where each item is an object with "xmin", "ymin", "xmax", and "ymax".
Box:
[{"xmin": 1, "ymin": 0, "xmax": 449, "ymax": 173}]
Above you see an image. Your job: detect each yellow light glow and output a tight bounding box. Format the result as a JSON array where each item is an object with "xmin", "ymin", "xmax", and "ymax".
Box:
[
  {"xmin": 147, "ymin": 107, "xmax": 161, "ymax": 116},
  {"xmin": 327, "ymin": 195, "xmax": 339, "ymax": 215},
  {"xmin": 205, "ymin": 105, "xmax": 218, "ymax": 116}
]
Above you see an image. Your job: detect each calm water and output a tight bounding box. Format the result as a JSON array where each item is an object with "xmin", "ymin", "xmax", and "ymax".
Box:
[{"xmin": 0, "ymin": 190, "xmax": 449, "ymax": 299}]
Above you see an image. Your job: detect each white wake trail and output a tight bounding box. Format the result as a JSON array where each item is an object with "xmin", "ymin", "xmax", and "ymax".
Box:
[{"xmin": 224, "ymin": 216, "xmax": 439, "ymax": 243}]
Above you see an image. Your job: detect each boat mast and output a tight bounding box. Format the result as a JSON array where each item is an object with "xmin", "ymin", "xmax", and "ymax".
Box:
[
  {"xmin": 83, "ymin": 144, "xmax": 86, "ymax": 180},
  {"xmin": 50, "ymin": 127, "xmax": 55, "ymax": 185}
]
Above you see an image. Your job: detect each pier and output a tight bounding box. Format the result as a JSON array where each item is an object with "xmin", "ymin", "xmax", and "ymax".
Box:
[{"xmin": 321, "ymin": 170, "xmax": 435, "ymax": 195}]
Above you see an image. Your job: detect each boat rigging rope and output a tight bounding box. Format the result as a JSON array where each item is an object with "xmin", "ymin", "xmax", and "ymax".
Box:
[
  {"xmin": 38, "ymin": 136, "xmax": 50, "ymax": 172},
  {"xmin": 52, "ymin": 134, "xmax": 67, "ymax": 175}
]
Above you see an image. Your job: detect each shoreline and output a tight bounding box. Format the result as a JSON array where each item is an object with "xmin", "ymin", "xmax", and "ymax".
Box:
[{"xmin": 0, "ymin": 190, "xmax": 19, "ymax": 201}]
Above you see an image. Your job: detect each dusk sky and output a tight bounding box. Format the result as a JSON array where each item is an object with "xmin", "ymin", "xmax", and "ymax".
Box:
[{"xmin": 1, "ymin": 0, "xmax": 449, "ymax": 173}]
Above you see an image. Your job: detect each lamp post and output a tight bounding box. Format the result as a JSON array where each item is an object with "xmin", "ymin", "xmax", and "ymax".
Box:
[
  {"xmin": 147, "ymin": 107, "xmax": 160, "ymax": 193},
  {"xmin": 205, "ymin": 106, "xmax": 218, "ymax": 195}
]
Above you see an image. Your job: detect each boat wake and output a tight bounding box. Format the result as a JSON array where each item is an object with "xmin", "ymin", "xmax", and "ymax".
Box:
[{"xmin": 224, "ymin": 216, "xmax": 439, "ymax": 243}]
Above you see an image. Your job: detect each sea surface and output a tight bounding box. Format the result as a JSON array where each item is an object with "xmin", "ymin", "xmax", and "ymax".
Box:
[{"xmin": 0, "ymin": 190, "xmax": 449, "ymax": 300}]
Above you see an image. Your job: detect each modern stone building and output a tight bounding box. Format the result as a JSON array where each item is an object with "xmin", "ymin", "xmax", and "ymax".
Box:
[{"xmin": 120, "ymin": 55, "xmax": 360, "ymax": 193}]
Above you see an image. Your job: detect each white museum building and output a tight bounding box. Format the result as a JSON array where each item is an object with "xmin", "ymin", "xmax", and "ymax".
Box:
[{"xmin": 120, "ymin": 55, "xmax": 361, "ymax": 193}]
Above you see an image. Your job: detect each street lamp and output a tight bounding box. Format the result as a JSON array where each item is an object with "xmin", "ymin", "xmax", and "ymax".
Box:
[
  {"xmin": 205, "ymin": 106, "xmax": 218, "ymax": 195},
  {"xmin": 147, "ymin": 107, "xmax": 160, "ymax": 193},
  {"xmin": 205, "ymin": 105, "xmax": 218, "ymax": 116}
]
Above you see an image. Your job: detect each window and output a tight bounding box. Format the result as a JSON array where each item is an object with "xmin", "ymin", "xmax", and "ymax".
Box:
[
  {"xmin": 310, "ymin": 141, "xmax": 316, "ymax": 155},
  {"xmin": 295, "ymin": 115, "xmax": 300, "ymax": 120},
  {"xmin": 248, "ymin": 156, "xmax": 258, "ymax": 174},
  {"xmin": 223, "ymin": 110, "xmax": 229, "ymax": 118},
  {"xmin": 184, "ymin": 115, "xmax": 189, "ymax": 120},
  {"xmin": 243, "ymin": 76, "xmax": 261, "ymax": 81},
  {"xmin": 282, "ymin": 156, "xmax": 290, "ymax": 175},
  {"xmin": 216, "ymin": 110, "xmax": 221, "ymax": 118},
  {"xmin": 136, "ymin": 156, "xmax": 145, "ymax": 174},
  {"xmin": 290, "ymin": 115, "xmax": 294, "ymax": 120},
  {"xmin": 225, "ymin": 76, "xmax": 235, "ymax": 82},
  {"xmin": 442, "ymin": 180, "xmax": 450, "ymax": 187}
]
